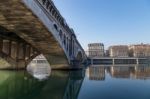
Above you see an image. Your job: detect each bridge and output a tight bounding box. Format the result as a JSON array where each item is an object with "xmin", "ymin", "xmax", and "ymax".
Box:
[
  {"xmin": 90, "ymin": 57, "xmax": 148, "ymax": 65},
  {"xmin": 0, "ymin": 0, "xmax": 87, "ymax": 69}
]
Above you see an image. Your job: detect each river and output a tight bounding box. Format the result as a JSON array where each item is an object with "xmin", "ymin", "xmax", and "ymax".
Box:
[{"xmin": 0, "ymin": 65, "xmax": 150, "ymax": 99}]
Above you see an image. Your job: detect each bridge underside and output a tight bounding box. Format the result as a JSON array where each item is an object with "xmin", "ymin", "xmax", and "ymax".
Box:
[
  {"xmin": 0, "ymin": 0, "xmax": 71, "ymax": 69},
  {"xmin": 0, "ymin": 27, "xmax": 40, "ymax": 69}
]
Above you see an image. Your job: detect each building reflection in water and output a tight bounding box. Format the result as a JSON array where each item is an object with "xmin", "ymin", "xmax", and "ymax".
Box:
[
  {"xmin": 110, "ymin": 66, "xmax": 131, "ymax": 78},
  {"xmin": 132, "ymin": 65, "xmax": 150, "ymax": 79},
  {"xmin": 88, "ymin": 66, "xmax": 105, "ymax": 81},
  {"xmin": 0, "ymin": 69, "xmax": 85, "ymax": 99},
  {"xmin": 88, "ymin": 65, "xmax": 150, "ymax": 80}
]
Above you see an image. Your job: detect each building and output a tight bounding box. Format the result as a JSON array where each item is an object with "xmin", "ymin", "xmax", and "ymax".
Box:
[
  {"xmin": 129, "ymin": 44, "xmax": 150, "ymax": 57},
  {"xmin": 109, "ymin": 45, "xmax": 129, "ymax": 57},
  {"xmin": 88, "ymin": 43, "xmax": 104, "ymax": 57},
  {"xmin": 105, "ymin": 50, "xmax": 109, "ymax": 57}
]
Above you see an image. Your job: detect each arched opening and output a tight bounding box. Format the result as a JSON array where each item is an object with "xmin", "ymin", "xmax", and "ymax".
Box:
[
  {"xmin": 53, "ymin": 24, "xmax": 58, "ymax": 31},
  {"xmin": 27, "ymin": 54, "xmax": 51, "ymax": 80}
]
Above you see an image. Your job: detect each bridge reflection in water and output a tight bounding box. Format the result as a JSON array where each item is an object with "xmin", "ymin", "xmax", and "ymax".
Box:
[
  {"xmin": 1, "ymin": 64, "xmax": 150, "ymax": 99},
  {"xmin": 0, "ymin": 69, "xmax": 85, "ymax": 99}
]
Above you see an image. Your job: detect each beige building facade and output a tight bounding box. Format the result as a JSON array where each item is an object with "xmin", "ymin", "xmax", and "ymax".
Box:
[
  {"xmin": 109, "ymin": 45, "xmax": 129, "ymax": 57},
  {"xmin": 129, "ymin": 44, "xmax": 150, "ymax": 57}
]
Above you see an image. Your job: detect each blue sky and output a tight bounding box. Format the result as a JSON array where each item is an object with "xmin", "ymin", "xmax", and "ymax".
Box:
[{"xmin": 53, "ymin": 0, "xmax": 150, "ymax": 50}]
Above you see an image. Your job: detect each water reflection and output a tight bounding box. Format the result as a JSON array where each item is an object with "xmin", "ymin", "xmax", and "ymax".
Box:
[
  {"xmin": 110, "ymin": 66, "xmax": 131, "ymax": 78},
  {"xmin": 88, "ymin": 66, "xmax": 105, "ymax": 80},
  {"xmin": 1, "ymin": 65, "xmax": 150, "ymax": 99},
  {"xmin": 132, "ymin": 65, "xmax": 150, "ymax": 79},
  {"xmin": 0, "ymin": 71, "xmax": 43, "ymax": 99},
  {"xmin": 0, "ymin": 69, "xmax": 85, "ymax": 99},
  {"xmin": 78, "ymin": 65, "xmax": 150, "ymax": 99},
  {"xmin": 88, "ymin": 65, "xmax": 150, "ymax": 80}
]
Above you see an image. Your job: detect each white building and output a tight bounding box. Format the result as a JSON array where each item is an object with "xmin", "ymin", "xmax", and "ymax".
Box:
[{"xmin": 88, "ymin": 43, "xmax": 104, "ymax": 57}]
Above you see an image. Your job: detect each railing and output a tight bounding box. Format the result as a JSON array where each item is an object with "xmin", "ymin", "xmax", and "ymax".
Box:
[{"xmin": 37, "ymin": 0, "xmax": 74, "ymax": 36}]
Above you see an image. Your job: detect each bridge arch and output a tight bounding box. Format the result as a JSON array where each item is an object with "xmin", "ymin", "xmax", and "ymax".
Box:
[{"xmin": 0, "ymin": 0, "xmax": 87, "ymax": 69}]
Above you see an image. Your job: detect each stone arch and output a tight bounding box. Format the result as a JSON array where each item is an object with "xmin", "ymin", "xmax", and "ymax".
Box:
[
  {"xmin": 26, "ymin": 54, "xmax": 51, "ymax": 73},
  {"xmin": 25, "ymin": 53, "xmax": 41, "ymax": 67},
  {"xmin": 0, "ymin": 0, "xmax": 87, "ymax": 69}
]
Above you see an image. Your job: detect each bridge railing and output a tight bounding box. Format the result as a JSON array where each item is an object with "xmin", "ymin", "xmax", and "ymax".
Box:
[
  {"xmin": 38, "ymin": 0, "xmax": 74, "ymax": 37},
  {"xmin": 36, "ymin": 0, "xmax": 78, "ymax": 60},
  {"xmin": 23, "ymin": 0, "xmax": 86, "ymax": 64}
]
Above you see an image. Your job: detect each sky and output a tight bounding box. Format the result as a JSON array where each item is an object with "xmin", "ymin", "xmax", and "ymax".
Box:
[{"xmin": 53, "ymin": 0, "xmax": 150, "ymax": 50}]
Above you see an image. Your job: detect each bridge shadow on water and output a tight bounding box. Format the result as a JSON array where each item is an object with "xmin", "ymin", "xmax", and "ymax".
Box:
[{"xmin": 0, "ymin": 68, "xmax": 85, "ymax": 99}]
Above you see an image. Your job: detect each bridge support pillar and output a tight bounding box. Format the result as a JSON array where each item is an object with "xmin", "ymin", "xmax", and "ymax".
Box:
[
  {"xmin": 136, "ymin": 58, "xmax": 139, "ymax": 64},
  {"xmin": 16, "ymin": 61, "xmax": 26, "ymax": 70},
  {"xmin": 91, "ymin": 59, "xmax": 93, "ymax": 65},
  {"xmin": 18, "ymin": 43, "xmax": 25, "ymax": 60},
  {"xmin": 0, "ymin": 38, "xmax": 3, "ymax": 52},
  {"xmin": 112, "ymin": 58, "xmax": 115, "ymax": 65},
  {"xmin": 2, "ymin": 40, "xmax": 10, "ymax": 55},
  {"xmin": 11, "ymin": 41, "xmax": 17, "ymax": 60},
  {"xmin": 25, "ymin": 45, "xmax": 30, "ymax": 60}
]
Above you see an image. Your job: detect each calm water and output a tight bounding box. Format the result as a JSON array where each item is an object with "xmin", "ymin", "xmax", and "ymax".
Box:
[{"xmin": 1, "ymin": 65, "xmax": 150, "ymax": 99}]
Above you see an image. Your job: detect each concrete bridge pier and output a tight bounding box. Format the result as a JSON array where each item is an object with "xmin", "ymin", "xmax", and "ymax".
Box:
[
  {"xmin": 112, "ymin": 58, "xmax": 115, "ymax": 65},
  {"xmin": 0, "ymin": 36, "xmax": 39, "ymax": 70}
]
